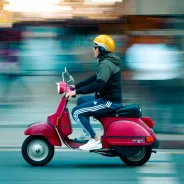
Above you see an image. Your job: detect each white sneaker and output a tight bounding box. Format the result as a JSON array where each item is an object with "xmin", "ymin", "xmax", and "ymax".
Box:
[
  {"xmin": 79, "ymin": 139, "xmax": 102, "ymax": 151},
  {"xmin": 75, "ymin": 132, "xmax": 90, "ymax": 141}
]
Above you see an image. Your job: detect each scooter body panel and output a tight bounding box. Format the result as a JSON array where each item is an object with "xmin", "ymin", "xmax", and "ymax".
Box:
[
  {"xmin": 47, "ymin": 97, "xmax": 68, "ymax": 127},
  {"xmin": 24, "ymin": 122, "xmax": 61, "ymax": 146},
  {"xmin": 106, "ymin": 120, "xmax": 152, "ymax": 146},
  {"xmin": 58, "ymin": 108, "xmax": 73, "ymax": 137},
  {"xmin": 97, "ymin": 116, "xmax": 157, "ymax": 148}
]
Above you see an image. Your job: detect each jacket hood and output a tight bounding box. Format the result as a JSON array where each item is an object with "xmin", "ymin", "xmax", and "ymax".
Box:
[{"xmin": 98, "ymin": 52, "xmax": 120, "ymax": 66}]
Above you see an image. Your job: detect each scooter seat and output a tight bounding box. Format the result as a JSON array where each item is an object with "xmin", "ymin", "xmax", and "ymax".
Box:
[{"xmin": 108, "ymin": 104, "xmax": 142, "ymax": 118}]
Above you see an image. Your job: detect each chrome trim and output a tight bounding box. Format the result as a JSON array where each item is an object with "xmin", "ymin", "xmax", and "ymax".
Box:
[
  {"xmin": 62, "ymin": 71, "xmax": 65, "ymax": 82},
  {"xmin": 54, "ymin": 127, "xmax": 72, "ymax": 149},
  {"xmin": 54, "ymin": 127, "xmax": 63, "ymax": 146}
]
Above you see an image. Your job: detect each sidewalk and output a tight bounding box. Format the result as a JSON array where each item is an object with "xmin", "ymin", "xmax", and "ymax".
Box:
[{"xmin": 1, "ymin": 127, "xmax": 184, "ymax": 149}]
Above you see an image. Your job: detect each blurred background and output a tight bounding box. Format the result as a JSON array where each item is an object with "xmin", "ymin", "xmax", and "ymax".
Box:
[{"xmin": 0, "ymin": 0, "xmax": 184, "ymax": 134}]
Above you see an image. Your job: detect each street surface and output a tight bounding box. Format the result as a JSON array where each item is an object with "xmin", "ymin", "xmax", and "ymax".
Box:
[{"xmin": 0, "ymin": 150, "xmax": 183, "ymax": 184}]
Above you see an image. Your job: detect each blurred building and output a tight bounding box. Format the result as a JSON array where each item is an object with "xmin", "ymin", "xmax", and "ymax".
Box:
[
  {"xmin": 0, "ymin": 0, "xmax": 184, "ymax": 133},
  {"xmin": 0, "ymin": 0, "xmax": 184, "ymax": 22}
]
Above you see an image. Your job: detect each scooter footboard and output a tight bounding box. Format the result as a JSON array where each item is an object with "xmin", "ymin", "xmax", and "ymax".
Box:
[{"xmin": 24, "ymin": 122, "xmax": 61, "ymax": 146}]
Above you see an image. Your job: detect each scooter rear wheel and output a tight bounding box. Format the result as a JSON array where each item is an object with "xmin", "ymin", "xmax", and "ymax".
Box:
[
  {"xmin": 22, "ymin": 136, "xmax": 54, "ymax": 166},
  {"xmin": 120, "ymin": 146, "xmax": 151, "ymax": 166}
]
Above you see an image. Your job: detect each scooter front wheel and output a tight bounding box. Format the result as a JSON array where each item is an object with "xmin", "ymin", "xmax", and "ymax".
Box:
[
  {"xmin": 22, "ymin": 136, "xmax": 55, "ymax": 166},
  {"xmin": 119, "ymin": 146, "xmax": 151, "ymax": 166}
]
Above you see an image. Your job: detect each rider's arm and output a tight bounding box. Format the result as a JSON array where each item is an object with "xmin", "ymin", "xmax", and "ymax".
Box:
[
  {"xmin": 75, "ymin": 74, "xmax": 97, "ymax": 89},
  {"xmin": 76, "ymin": 61, "xmax": 111, "ymax": 94}
]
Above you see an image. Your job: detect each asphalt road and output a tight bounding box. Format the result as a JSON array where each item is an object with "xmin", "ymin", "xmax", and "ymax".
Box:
[{"xmin": 0, "ymin": 150, "xmax": 183, "ymax": 184}]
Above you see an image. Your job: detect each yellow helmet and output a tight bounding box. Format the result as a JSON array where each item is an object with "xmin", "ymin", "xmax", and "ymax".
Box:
[{"xmin": 93, "ymin": 35, "xmax": 115, "ymax": 52}]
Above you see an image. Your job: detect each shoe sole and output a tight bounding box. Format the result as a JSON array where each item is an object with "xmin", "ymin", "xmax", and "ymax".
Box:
[{"xmin": 79, "ymin": 145, "xmax": 102, "ymax": 151}]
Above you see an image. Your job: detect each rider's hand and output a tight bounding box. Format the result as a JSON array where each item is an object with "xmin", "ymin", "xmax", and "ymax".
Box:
[{"xmin": 65, "ymin": 90, "xmax": 76, "ymax": 100}]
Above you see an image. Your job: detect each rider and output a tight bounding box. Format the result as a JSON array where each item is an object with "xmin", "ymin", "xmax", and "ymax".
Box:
[{"xmin": 66, "ymin": 35, "xmax": 122, "ymax": 150}]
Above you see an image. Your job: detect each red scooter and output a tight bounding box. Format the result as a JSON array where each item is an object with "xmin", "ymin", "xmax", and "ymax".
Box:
[{"xmin": 22, "ymin": 67, "xmax": 159, "ymax": 167}]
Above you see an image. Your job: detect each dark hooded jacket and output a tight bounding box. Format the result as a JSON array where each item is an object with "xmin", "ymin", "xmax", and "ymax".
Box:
[{"xmin": 75, "ymin": 53, "xmax": 122, "ymax": 103}]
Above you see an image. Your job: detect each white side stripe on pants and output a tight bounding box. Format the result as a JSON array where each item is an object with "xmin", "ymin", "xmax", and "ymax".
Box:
[{"xmin": 73, "ymin": 101, "xmax": 112, "ymax": 137}]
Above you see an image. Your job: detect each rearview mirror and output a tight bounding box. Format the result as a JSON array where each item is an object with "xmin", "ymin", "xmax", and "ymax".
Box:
[
  {"xmin": 62, "ymin": 67, "xmax": 74, "ymax": 84},
  {"xmin": 68, "ymin": 75, "xmax": 75, "ymax": 84},
  {"xmin": 65, "ymin": 67, "xmax": 70, "ymax": 77}
]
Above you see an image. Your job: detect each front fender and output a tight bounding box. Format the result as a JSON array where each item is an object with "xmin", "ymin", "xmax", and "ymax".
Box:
[{"xmin": 24, "ymin": 122, "xmax": 61, "ymax": 146}]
